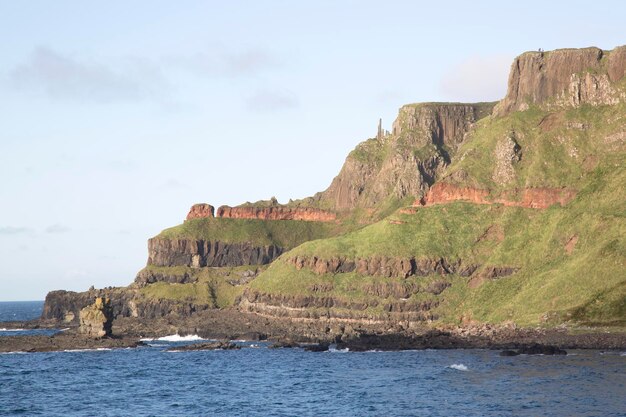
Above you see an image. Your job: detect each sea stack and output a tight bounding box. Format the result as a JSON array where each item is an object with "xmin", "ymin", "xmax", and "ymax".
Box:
[{"xmin": 79, "ymin": 297, "xmax": 113, "ymax": 338}]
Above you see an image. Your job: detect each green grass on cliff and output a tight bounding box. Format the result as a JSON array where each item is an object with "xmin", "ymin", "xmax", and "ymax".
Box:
[
  {"xmin": 139, "ymin": 265, "xmax": 264, "ymax": 308},
  {"xmin": 157, "ymin": 217, "xmax": 343, "ymax": 249},
  {"xmin": 446, "ymin": 101, "xmax": 626, "ymax": 190},
  {"xmin": 252, "ymin": 138, "xmax": 626, "ymax": 326}
]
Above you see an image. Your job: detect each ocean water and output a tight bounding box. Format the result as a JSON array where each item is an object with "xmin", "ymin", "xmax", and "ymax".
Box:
[
  {"xmin": 0, "ymin": 301, "xmax": 43, "ymax": 322},
  {"xmin": 1, "ymin": 304, "xmax": 625, "ymax": 416}
]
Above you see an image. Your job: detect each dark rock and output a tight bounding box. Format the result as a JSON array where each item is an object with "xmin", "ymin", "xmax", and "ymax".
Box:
[
  {"xmin": 517, "ymin": 343, "xmax": 567, "ymax": 355},
  {"xmin": 166, "ymin": 341, "xmax": 240, "ymax": 352},
  {"xmin": 499, "ymin": 350, "xmax": 520, "ymax": 356},
  {"xmin": 303, "ymin": 342, "xmax": 330, "ymax": 352}
]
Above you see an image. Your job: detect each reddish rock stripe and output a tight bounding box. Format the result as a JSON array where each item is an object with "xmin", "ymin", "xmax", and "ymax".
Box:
[
  {"xmin": 216, "ymin": 206, "xmax": 336, "ymax": 222},
  {"xmin": 414, "ymin": 183, "xmax": 576, "ymax": 209}
]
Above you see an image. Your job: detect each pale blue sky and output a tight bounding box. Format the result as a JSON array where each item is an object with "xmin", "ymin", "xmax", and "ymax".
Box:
[{"xmin": 1, "ymin": 1, "xmax": 624, "ymax": 300}]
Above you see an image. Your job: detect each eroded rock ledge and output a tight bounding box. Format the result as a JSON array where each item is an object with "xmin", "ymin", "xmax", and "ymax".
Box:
[
  {"xmin": 147, "ymin": 237, "xmax": 282, "ymax": 268},
  {"xmin": 289, "ymin": 255, "xmax": 476, "ymax": 277},
  {"xmin": 415, "ymin": 182, "xmax": 576, "ymax": 209},
  {"xmin": 186, "ymin": 203, "xmax": 336, "ymax": 222}
]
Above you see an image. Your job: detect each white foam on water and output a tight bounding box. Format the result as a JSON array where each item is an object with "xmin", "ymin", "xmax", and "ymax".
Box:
[
  {"xmin": 151, "ymin": 334, "xmax": 204, "ymax": 342},
  {"xmin": 449, "ymin": 364, "xmax": 469, "ymax": 371},
  {"xmin": 0, "ymin": 351, "xmax": 27, "ymax": 355},
  {"xmin": 328, "ymin": 346, "xmax": 349, "ymax": 353},
  {"xmin": 61, "ymin": 348, "xmax": 112, "ymax": 353},
  {"xmin": 0, "ymin": 328, "xmax": 26, "ymax": 332}
]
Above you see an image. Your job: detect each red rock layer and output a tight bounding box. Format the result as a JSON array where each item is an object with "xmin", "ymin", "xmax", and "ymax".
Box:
[
  {"xmin": 415, "ymin": 183, "xmax": 576, "ymax": 209},
  {"xmin": 186, "ymin": 203, "xmax": 215, "ymax": 220},
  {"xmin": 216, "ymin": 206, "xmax": 337, "ymax": 222}
]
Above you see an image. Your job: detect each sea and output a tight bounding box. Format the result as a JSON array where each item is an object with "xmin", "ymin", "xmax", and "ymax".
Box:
[{"xmin": 1, "ymin": 301, "xmax": 625, "ymax": 417}]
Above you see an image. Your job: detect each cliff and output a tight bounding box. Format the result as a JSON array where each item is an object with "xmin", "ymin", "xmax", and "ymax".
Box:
[
  {"xmin": 316, "ymin": 102, "xmax": 495, "ymax": 211},
  {"xmin": 146, "ymin": 237, "xmax": 283, "ymax": 268},
  {"xmin": 41, "ymin": 45, "xmax": 626, "ymax": 333},
  {"xmin": 494, "ymin": 46, "xmax": 626, "ymax": 116},
  {"xmin": 216, "ymin": 205, "xmax": 336, "ymax": 222}
]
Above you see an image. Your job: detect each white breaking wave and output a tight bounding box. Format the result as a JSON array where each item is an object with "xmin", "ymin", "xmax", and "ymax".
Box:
[
  {"xmin": 449, "ymin": 364, "xmax": 469, "ymax": 371},
  {"xmin": 141, "ymin": 334, "xmax": 204, "ymax": 342},
  {"xmin": 0, "ymin": 328, "xmax": 26, "ymax": 332},
  {"xmin": 61, "ymin": 348, "xmax": 112, "ymax": 353}
]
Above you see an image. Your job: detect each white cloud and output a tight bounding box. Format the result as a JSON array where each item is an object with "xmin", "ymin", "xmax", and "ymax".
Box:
[
  {"xmin": 439, "ymin": 54, "xmax": 513, "ymax": 102},
  {"xmin": 8, "ymin": 46, "xmax": 169, "ymax": 103}
]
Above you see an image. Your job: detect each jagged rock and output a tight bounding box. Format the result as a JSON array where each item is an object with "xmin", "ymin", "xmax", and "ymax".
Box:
[
  {"xmin": 79, "ymin": 297, "xmax": 113, "ymax": 338},
  {"xmin": 493, "ymin": 133, "xmax": 521, "ymax": 185},
  {"xmin": 318, "ymin": 103, "xmax": 494, "ymax": 211}
]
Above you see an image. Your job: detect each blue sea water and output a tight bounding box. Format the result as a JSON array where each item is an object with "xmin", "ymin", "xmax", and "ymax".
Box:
[{"xmin": 1, "ymin": 303, "xmax": 625, "ymax": 417}]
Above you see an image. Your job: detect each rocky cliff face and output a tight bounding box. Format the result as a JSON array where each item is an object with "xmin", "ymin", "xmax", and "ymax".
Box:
[
  {"xmin": 317, "ymin": 103, "xmax": 494, "ymax": 211},
  {"xmin": 147, "ymin": 237, "xmax": 282, "ymax": 268},
  {"xmin": 79, "ymin": 297, "xmax": 113, "ymax": 338},
  {"xmin": 186, "ymin": 204, "xmax": 215, "ymax": 220},
  {"xmin": 416, "ymin": 182, "xmax": 577, "ymax": 209},
  {"xmin": 216, "ymin": 205, "xmax": 336, "ymax": 222},
  {"xmin": 494, "ymin": 46, "xmax": 626, "ymax": 116}
]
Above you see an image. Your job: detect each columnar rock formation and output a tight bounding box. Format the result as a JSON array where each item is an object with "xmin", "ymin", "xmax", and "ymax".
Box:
[
  {"xmin": 494, "ymin": 46, "xmax": 626, "ymax": 116},
  {"xmin": 147, "ymin": 237, "xmax": 283, "ymax": 268},
  {"xmin": 79, "ymin": 297, "xmax": 113, "ymax": 338}
]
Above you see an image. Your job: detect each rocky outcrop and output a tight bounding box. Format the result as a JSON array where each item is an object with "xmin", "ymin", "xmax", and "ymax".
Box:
[
  {"xmin": 494, "ymin": 46, "xmax": 626, "ymax": 116},
  {"xmin": 186, "ymin": 203, "xmax": 215, "ymax": 220},
  {"xmin": 147, "ymin": 237, "xmax": 282, "ymax": 268},
  {"xmin": 317, "ymin": 103, "xmax": 495, "ymax": 211},
  {"xmin": 416, "ymin": 182, "xmax": 577, "ymax": 209},
  {"xmin": 216, "ymin": 205, "xmax": 336, "ymax": 222},
  {"xmin": 42, "ymin": 288, "xmax": 212, "ymax": 323},
  {"xmin": 287, "ymin": 256, "xmax": 479, "ymax": 278},
  {"xmin": 79, "ymin": 297, "xmax": 113, "ymax": 338}
]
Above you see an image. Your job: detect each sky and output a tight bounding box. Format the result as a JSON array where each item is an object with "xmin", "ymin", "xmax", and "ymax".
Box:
[{"xmin": 1, "ymin": 1, "xmax": 625, "ymax": 301}]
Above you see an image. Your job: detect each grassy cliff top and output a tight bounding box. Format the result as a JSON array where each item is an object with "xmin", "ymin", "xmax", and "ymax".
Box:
[{"xmin": 156, "ymin": 217, "xmax": 343, "ymax": 249}]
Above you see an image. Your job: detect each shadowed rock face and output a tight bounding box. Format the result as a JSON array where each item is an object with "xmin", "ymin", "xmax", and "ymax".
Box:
[
  {"xmin": 147, "ymin": 238, "xmax": 283, "ymax": 268},
  {"xmin": 494, "ymin": 46, "xmax": 626, "ymax": 116}
]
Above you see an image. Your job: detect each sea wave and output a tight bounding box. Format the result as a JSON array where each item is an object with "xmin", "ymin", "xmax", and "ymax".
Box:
[
  {"xmin": 61, "ymin": 348, "xmax": 112, "ymax": 353},
  {"xmin": 449, "ymin": 364, "xmax": 469, "ymax": 371},
  {"xmin": 0, "ymin": 328, "xmax": 26, "ymax": 332},
  {"xmin": 141, "ymin": 334, "xmax": 204, "ymax": 342}
]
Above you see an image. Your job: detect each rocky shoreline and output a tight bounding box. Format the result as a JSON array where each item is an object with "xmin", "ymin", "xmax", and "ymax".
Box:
[{"xmin": 2, "ymin": 308, "xmax": 625, "ymax": 353}]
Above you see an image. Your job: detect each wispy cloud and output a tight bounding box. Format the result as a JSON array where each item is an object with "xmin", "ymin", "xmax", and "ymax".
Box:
[
  {"xmin": 8, "ymin": 46, "xmax": 169, "ymax": 103},
  {"xmin": 247, "ymin": 89, "xmax": 299, "ymax": 112},
  {"xmin": 0, "ymin": 226, "xmax": 30, "ymax": 235},
  {"xmin": 171, "ymin": 47, "xmax": 278, "ymax": 78},
  {"xmin": 45, "ymin": 224, "xmax": 71, "ymax": 234},
  {"xmin": 439, "ymin": 54, "xmax": 512, "ymax": 102}
]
